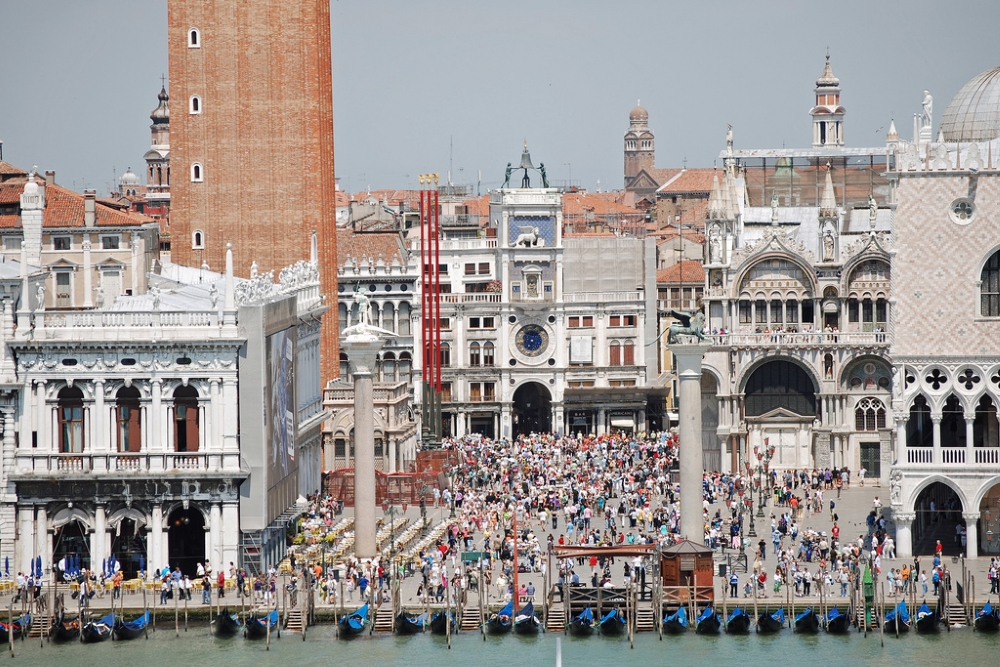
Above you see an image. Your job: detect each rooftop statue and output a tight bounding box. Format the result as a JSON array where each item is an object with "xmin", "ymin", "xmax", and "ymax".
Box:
[{"xmin": 666, "ymin": 308, "xmax": 706, "ymax": 344}]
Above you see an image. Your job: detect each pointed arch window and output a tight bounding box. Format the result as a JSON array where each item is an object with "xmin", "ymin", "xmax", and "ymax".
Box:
[
  {"xmin": 982, "ymin": 249, "xmax": 1000, "ymax": 317},
  {"xmin": 854, "ymin": 397, "xmax": 886, "ymax": 431}
]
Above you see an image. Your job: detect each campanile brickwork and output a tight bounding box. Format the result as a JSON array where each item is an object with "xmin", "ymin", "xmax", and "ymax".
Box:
[{"xmin": 168, "ymin": 0, "xmax": 339, "ymax": 380}]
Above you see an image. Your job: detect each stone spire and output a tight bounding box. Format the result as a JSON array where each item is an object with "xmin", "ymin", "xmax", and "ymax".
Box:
[
  {"xmin": 820, "ymin": 165, "xmax": 838, "ymax": 218},
  {"xmin": 811, "ymin": 53, "xmax": 846, "ymax": 147},
  {"xmin": 706, "ymin": 172, "xmax": 725, "ymax": 220}
]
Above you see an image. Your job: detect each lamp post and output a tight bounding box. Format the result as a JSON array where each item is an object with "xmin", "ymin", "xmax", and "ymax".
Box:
[
  {"xmin": 381, "ymin": 500, "xmax": 406, "ymax": 585},
  {"xmin": 419, "ymin": 484, "xmax": 428, "ymax": 535},
  {"xmin": 752, "ymin": 444, "xmax": 775, "ymax": 518}
]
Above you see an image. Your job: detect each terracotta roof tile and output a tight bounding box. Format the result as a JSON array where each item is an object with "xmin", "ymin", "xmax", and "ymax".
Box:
[
  {"xmin": 656, "ymin": 260, "xmax": 705, "ymax": 285},
  {"xmin": 336, "ymin": 229, "xmax": 407, "ymax": 267},
  {"xmin": 0, "ymin": 162, "xmax": 27, "ymax": 178},
  {"xmin": 0, "ymin": 172, "xmax": 153, "ymax": 229},
  {"xmin": 656, "ymin": 168, "xmax": 717, "ymax": 194}
]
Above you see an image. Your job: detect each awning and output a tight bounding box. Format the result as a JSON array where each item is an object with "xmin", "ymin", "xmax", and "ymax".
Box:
[
  {"xmin": 610, "ymin": 418, "xmax": 635, "ymax": 428},
  {"xmin": 667, "ymin": 412, "xmax": 679, "ymax": 422}
]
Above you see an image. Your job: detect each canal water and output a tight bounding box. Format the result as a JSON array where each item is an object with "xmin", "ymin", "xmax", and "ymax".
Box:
[{"xmin": 8, "ymin": 624, "xmax": 1000, "ymax": 667}]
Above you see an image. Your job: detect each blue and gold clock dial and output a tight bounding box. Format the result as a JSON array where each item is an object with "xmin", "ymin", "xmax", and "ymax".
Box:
[{"xmin": 515, "ymin": 324, "xmax": 548, "ymax": 357}]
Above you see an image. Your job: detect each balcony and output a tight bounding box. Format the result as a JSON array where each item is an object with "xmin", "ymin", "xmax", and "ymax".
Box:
[
  {"xmin": 903, "ymin": 446, "xmax": 1000, "ymax": 466},
  {"xmin": 564, "ymin": 291, "xmax": 643, "ymax": 303},
  {"xmin": 442, "ymin": 293, "xmax": 501, "ymax": 304},
  {"xmin": 708, "ymin": 331, "xmax": 890, "ymax": 349},
  {"xmin": 12, "ymin": 452, "xmax": 244, "ymax": 477}
]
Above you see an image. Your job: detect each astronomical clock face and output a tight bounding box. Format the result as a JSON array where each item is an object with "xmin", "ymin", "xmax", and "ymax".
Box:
[{"xmin": 515, "ymin": 324, "xmax": 548, "ymax": 357}]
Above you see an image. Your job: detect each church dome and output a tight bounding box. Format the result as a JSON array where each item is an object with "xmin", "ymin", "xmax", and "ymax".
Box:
[
  {"xmin": 629, "ymin": 104, "xmax": 648, "ymax": 122},
  {"xmin": 150, "ymin": 85, "xmax": 169, "ymax": 124},
  {"xmin": 940, "ymin": 66, "xmax": 1000, "ymax": 142},
  {"xmin": 120, "ymin": 167, "xmax": 139, "ymax": 186}
]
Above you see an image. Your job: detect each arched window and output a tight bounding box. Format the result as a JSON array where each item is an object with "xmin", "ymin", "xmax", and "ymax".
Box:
[
  {"xmin": 382, "ymin": 353, "xmax": 396, "ymax": 382},
  {"xmin": 907, "ymin": 396, "xmax": 933, "ymax": 447},
  {"xmin": 439, "ymin": 343, "xmax": 450, "ymax": 368},
  {"xmin": 941, "ymin": 394, "xmax": 966, "ymax": 448},
  {"xmin": 340, "ymin": 352, "xmax": 350, "ymax": 379},
  {"xmin": 609, "ymin": 341, "xmax": 621, "ymax": 366},
  {"xmin": 116, "ymin": 386, "xmax": 142, "ymax": 452},
  {"xmin": 189, "ymin": 95, "xmax": 201, "ymax": 114},
  {"xmin": 623, "ymin": 340, "xmax": 635, "ymax": 365},
  {"xmin": 190, "ymin": 163, "xmax": 203, "ymax": 182},
  {"xmin": 173, "ymin": 385, "xmax": 199, "ymax": 452},
  {"xmin": 744, "ymin": 360, "xmax": 816, "ymax": 417},
  {"xmin": 192, "ymin": 230, "xmax": 204, "ymax": 250},
  {"xmin": 338, "ymin": 302, "xmax": 348, "ymax": 332},
  {"xmin": 469, "ymin": 342, "xmax": 481, "ymax": 367},
  {"xmin": 398, "ymin": 352, "xmax": 412, "ymax": 382},
  {"xmin": 398, "ymin": 302, "xmax": 411, "ymax": 336},
  {"xmin": 381, "ymin": 302, "xmax": 395, "ymax": 333},
  {"xmin": 483, "ymin": 342, "xmax": 495, "ymax": 367},
  {"xmin": 58, "ymin": 386, "xmax": 85, "ymax": 453},
  {"xmin": 854, "ymin": 397, "xmax": 886, "ymax": 431},
  {"xmin": 982, "ymin": 250, "xmax": 1000, "ymax": 317},
  {"xmin": 188, "ymin": 28, "xmax": 200, "ymax": 48}
]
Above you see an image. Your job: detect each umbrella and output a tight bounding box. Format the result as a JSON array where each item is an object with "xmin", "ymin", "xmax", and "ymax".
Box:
[
  {"xmin": 139, "ymin": 555, "xmax": 145, "ymax": 573},
  {"xmin": 102, "ymin": 558, "xmax": 107, "ymax": 577},
  {"xmin": 4, "ymin": 556, "xmax": 8, "ymax": 577},
  {"xmin": 35, "ymin": 556, "xmax": 42, "ymax": 579}
]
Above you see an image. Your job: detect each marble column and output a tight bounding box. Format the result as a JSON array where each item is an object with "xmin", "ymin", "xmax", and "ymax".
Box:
[
  {"xmin": 34, "ymin": 506, "xmax": 47, "ymax": 574},
  {"xmin": 93, "ymin": 504, "xmax": 106, "ymax": 570},
  {"xmin": 82, "ymin": 236, "xmax": 93, "ymax": 307},
  {"xmin": 221, "ymin": 502, "xmax": 239, "ymax": 570},
  {"xmin": 894, "ymin": 512, "xmax": 915, "ymax": 558},
  {"xmin": 210, "ymin": 502, "xmax": 222, "ymax": 568},
  {"xmin": 931, "ymin": 415, "xmax": 942, "ymax": 464},
  {"xmin": 669, "ymin": 342, "xmax": 711, "ymax": 542},
  {"xmin": 342, "ymin": 333, "xmax": 384, "ymax": 559},
  {"xmin": 895, "ymin": 416, "xmax": 907, "ymax": 464},
  {"xmin": 149, "ymin": 504, "xmax": 162, "ymax": 578},
  {"xmin": 17, "ymin": 505, "xmax": 33, "ymax": 573},
  {"xmin": 963, "ymin": 512, "xmax": 979, "ymax": 559}
]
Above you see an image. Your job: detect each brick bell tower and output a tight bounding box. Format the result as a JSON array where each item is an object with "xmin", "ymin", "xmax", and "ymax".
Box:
[{"xmin": 167, "ymin": 0, "xmax": 339, "ymax": 380}]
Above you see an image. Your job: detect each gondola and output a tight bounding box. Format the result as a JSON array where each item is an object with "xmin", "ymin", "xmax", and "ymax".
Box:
[
  {"xmin": 50, "ymin": 614, "xmax": 81, "ymax": 642},
  {"xmin": 695, "ymin": 607, "xmax": 721, "ymax": 634},
  {"xmin": 726, "ymin": 607, "xmax": 752, "ymax": 634},
  {"xmin": 213, "ymin": 607, "xmax": 243, "ymax": 637},
  {"xmin": 337, "ymin": 604, "xmax": 368, "ymax": 638},
  {"xmin": 663, "ymin": 606, "xmax": 688, "ymax": 634},
  {"xmin": 598, "ymin": 608, "xmax": 627, "ymax": 635},
  {"xmin": 915, "ymin": 602, "xmax": 940, "ymax": 634},
  {"xmin": 246, "ymin": 609, "xmax": 279, "ymax": 640},
  {"xmin": 825, "ymin": 607, "xmax": 851, "ymax": 634},
  {"xmin": 975, "ymin": 602, "xmax": 1000, "ymax": 632},
  {"xmin": 794, "ymin": 608, "xmax": 820, "ymax": 633},
  {"xmin": 395, "ymin": 611, "xmax": 427, "ymax": 634},
  {"xmin": 486, "ymin": 601, "xmax": 513, "ymax": 634},
  {"xmin": 884, "ymin": 600, "xmax": 910, "ymax": 634},
  {"xmin": 756, "ymin": 608, "xmax": 785, "ymax": 634},
  {"xmin": 81, "ymin": 612, "xmax": 114, "ymax": 644},
  {"xmin": 569, "ymin": 607, "xmax": 595, "ymax": 636},
  {"xmin": 513, "ymin": 602, "xmax": 541, "ymax": 634},
  {"xmin": 0, "ymin": 613, "xmax": 31, "ymax": 643},
  {"xmin": 114, "ymin": 610, "xmax": 150, "ymax": 640},
  {"xmin": 429, "ymin": 611, "xmax": 454, "ymax": 635}
]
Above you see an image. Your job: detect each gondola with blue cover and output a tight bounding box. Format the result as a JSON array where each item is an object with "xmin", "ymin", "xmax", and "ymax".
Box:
[
  {"xmin": 486, "ymin": 601, "xmax": 513, "ymax": 634},
  {"xmin": 663, "ymin": 606, "xmax": 688, "ymax": 634},
  {"xmin": 569, "ymin": 607, "xmax": 595, "ymax": 636},
  {"xmin": 513, "ymin": 602, "xmax": 541, "ymax": 634},
  {"xmin": 338, "ymin": 604, "xmax": 368, "ymax": 638},
  {"xmin": 213, "ymin": 607, "xmax": 243, "ymax": 637},
  {"xmin": 598, "ymin": 608, "xmax": 627, "ymax": 635},
  {"xmin": 794, "ymin": 608, "xmax": 820, "ymax": 633},
  {"xmin": 885, "ymin": 600, "xmax": 910, "ymax": 634},
  {"xmin": 975, "ymin": 601, "xmax": 1000, "ymax": 632},
  {"xmin": 245, "ymin": 609, "xmax": 279, "ymax": 640},
  {"xmin": 756, "ymin": 608, "xmax": 785, "ymax": 634},
  {"xmin": 114, "ymin": 610, "xmax": 150, "ymax": 640},
  {"xmin": 726, "ymin": 607, "xmax": 752, "ymax": 634},
  {"xmin": 915, "ymin": 601, "xmax": 940, "ymax": 634},
  {"xmin": 395, "ymin": 611, "xmax": 427, "ymax": 634},
  {"xmin": 695, "ymin": 607, "xmax": 721, "ymax": 634},
  {"xmin": 825, "ymin": 607, "xmax": 851, "ymax": 634},
  {"xmin": 0, "ymin": 613, "xmax": 31, "ymax": 644},
  {"xmin": 429, "ymin": 611, "xmax": 454, "ymax": 635},
  {"xmin": 81, "ymin": 612, "xmax": 113, "ymax": 643}
]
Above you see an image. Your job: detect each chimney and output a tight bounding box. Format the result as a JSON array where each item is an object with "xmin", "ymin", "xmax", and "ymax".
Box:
[
  {"xmin": 84, "ymin": 190, "xmax": 96, "ymax": 228},
  {"xmin": 44, "ymin": 170, "xmax": 55, "ymax": 185}
]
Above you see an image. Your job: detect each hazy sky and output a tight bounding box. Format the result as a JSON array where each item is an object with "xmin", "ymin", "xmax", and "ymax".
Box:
[{"xmin": 1, "ymin": 1, "xmax": 998, "ymax": 195}]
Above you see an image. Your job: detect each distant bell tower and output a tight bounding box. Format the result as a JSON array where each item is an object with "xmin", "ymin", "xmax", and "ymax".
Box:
[
  {"xmin": 624, "ymin": 102, "xmax": 655, "ymax": 187},
  {"xmin": 144, "ymin": 85, "xmax": 170, "ymax": 197},
  {"xmin": 810, "ymin": 54, "xmax": 846, "ymax": 147}
]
